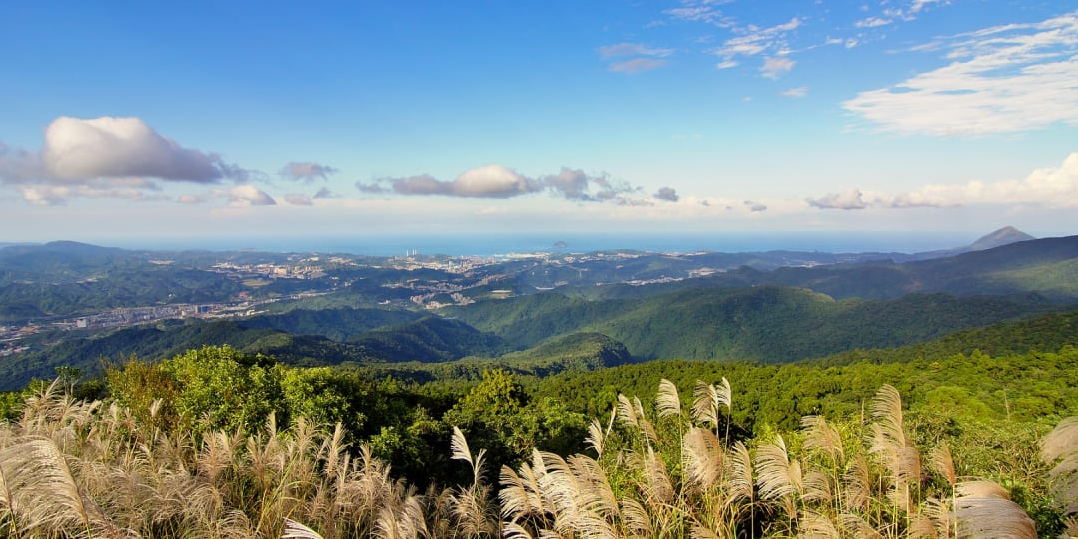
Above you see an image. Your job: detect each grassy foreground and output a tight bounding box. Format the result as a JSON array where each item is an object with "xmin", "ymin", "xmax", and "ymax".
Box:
[{"xmin": 0, "ymin": 375, "xmax": 1075, "ymax": 538}]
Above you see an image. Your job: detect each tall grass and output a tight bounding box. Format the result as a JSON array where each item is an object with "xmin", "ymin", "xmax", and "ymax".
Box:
[{"xmin": 0, "ymin": 378, "xmax": 1069, "ymax": 538}]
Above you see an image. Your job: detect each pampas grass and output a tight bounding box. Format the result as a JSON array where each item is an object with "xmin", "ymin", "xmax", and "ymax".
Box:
[{"xmin": 0, "ymin": 375, "xmax": 1068, "ymax": 539}]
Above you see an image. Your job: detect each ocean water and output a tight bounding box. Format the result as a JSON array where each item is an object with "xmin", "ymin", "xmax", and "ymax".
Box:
[{"xmin": 121, "ymin": 231, "xmax": 976, "ymax": 257}]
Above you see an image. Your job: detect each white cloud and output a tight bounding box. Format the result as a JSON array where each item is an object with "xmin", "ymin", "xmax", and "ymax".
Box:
[
  {"xmin": 855, "ymin": 16, "xmax": 892, "ymax": 28},
  {"xmin": 807, "ymin": 188, "xmax": 872, "ymax": 210},
  {"xmin": 782, "ymin": 86, "xmax": 809, "ymax": 98},
  {"xmin": 41, "ymin": 117, "xmax": 230, "ymax": 183},
  {"xmin": 760, "ymin": 56, "xmax": 796, "ymax": 79},
  {"xmin": 219, "ymin": 184, "xmax": 276, "ymax": 207},
  {"xmin": 356, "ymin": 165, "xmax": 642, "ymax": 202},
  {"xmin": 454, "ymin": 165, "xmax": 543, "ymax": 198},
  {"xmin": 844, "ymin": 10, "xmax": 1078, "ymax": 136},
  {"xmin": 896, "ymin": 152, "xmax": 1078, "ymax": 208},
  {"xmin": 19, "ymin": 184, "xmax": 162, "ymax": 206},
  {"xmin": 807, "ymin": 152, "xmax": 1078, "ymax": 211},
  {"xmin": 0, "ymin": 116, "xmax": 258, "ymax": 206},
  {"xmin": 712, "ymin": 17, "xmax": 802, "ymax": 72},
  {"xmin": 911, "ymin": 0, "xmax": 945, "ymax": 13}
]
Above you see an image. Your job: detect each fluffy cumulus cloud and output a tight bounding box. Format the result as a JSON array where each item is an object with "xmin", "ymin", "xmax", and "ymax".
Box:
[
  {"xmin": 808, "ymin": 152, "xmax": 1078, "ymax": 210},
  {"xmin": 844, "ymin": 10, "xmax": 1078, "ymax": 136},
  {"xmin": 653, "ymin": 186, "xmax": 679, "ymax": 202},
  {"xmin": 895, "ymin": 152, "xmax": 1078, "ymax": 208},
  {"xmin": 0, "ymin": 116, "xmax": 259, "ymax": 206},
  {"xmin": 455, "ymin": 165, "xmax": 544, "ymax": 198},
  {"xmin": 41, "ymin": 117, "xmax": 233, "ymax": 182},
  {"xmin": 280, "ymin": 161, "xmax": 338, "ymax": 183},
  {"xmin": 356, "ymin": 164, "xmax": 647, "ymax": 203}
]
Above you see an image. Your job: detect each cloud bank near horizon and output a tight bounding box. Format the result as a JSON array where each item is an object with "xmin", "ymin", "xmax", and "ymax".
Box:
[{"xmin": 356, "ymin": 165, "xmax": 648, "ymax": 204}]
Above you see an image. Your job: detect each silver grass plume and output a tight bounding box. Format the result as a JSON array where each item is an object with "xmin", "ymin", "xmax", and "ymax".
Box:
[
  {"xmin": 499, "ymin": 450, "xmax": 546, "ymax": 523},
  {"xmin": 797, "ymin": 509, "xmax": 841, "ymax": 539},
  {"xmin": 656, "ymin": 379, "xmax": 683, "ymax": 419},
  {"xmin": 692, "ymin": 379, "xmax": 732, "ymax": 431},
  {"xmin": 281, "ymin": 518, "xmax": 325, "ymax": 539},
  {"xmin": 953, "ymin": 480, "xmax": 1036, "ymax": 539},
  {"xmin": 682, "ymin": 427, "xmax": 725, "ymax": 492},
  {"xmin": 726, "ymin": 440, "xmax": 755, "ymax": 511},
  {"xmin": 1042, "ymin": 416, "xmax": 1078, "ymax": 516},
  {"xmin": 801, "ymin": 416, "xmax": 844, "ymax": 465},
  {"xmin": 451, "ymin": 426, "xmax": 486, "ymax": 488},
  {"xmin": 755, "ymin": 434, "xmax": 803, "ymax": 504}
]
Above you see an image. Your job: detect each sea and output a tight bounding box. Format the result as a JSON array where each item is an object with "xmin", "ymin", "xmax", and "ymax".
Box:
[{"xmin": 113, "ymin": 231, "xmax": 979, "ymax": 258}]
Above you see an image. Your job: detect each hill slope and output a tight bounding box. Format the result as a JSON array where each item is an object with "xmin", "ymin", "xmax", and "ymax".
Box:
[{"xmin": 447, "ymin": 284, "xmax": 1062, "ymax": 362}]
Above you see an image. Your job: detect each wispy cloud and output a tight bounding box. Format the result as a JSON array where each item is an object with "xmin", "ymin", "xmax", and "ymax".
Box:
[
  {"xmin": 664, "ymin": 0, "xmax": 736, "ymax": 27},
  {"xmin": 284, "ymin": 193, "xmax": 313, "ymax": 205},
  {"xmin": 855, "ymin": 16, "xmax": 892, "ymax": 28},
  {"xmin": 713, "ymin": 17, "xmax": 801, "ymax": 75},
  {"xmin": 598, "ymin": 42, "xmax": 674, "ymax": 59},
  {"xmin": 600, "ymin": 42, "xmax": 673, "ymax": 73},
  {"xmin": 609, "ymin": 58, "xmax": 669, "ymax": 73},
  {"xmin": 760, "ymin": 56, "xmax": 796, "ymax": 79},
  {"xmin": 313, "ymin": 186, "xmax": 340, "ymax": 199},
  {"xmin": 845, "ymin": 10, "xmax": 1078, "ymax": 135},
  {"xmin": 781, "ymin": 85, "xmax": 809, "ymax": 98}
]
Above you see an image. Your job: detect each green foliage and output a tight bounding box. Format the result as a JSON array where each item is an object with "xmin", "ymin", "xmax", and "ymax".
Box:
[
  {"xmin": 159, "ymin": 345, "xmax": 286, "ymax": 436},
  {"xmin": 535, "ymin": 345, "xmax": 1078, "ymax": 432},
  {"xmin": 444, "ymin": 370, "xmax": 587, "ymax": 477}
]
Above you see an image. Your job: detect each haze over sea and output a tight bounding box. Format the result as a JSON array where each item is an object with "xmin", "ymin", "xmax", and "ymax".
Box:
[{"xmin": 108, "ymin": 231, "xmax": 979, "ymax": 258}]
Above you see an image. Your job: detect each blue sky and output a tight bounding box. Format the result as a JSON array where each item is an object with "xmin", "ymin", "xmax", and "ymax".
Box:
[{"xmin": 2, "ymin": 1, "xmax": 1076, "ymax": 247}]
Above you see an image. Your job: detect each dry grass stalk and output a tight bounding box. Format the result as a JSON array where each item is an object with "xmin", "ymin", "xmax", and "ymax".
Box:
[
  {"xmin": 1042, "ymin": 416, "xmax": 1078, "ymax": 516},
  {"xmin": 656, "ymin": 378, "xmax": 683, "ymax": 419}
]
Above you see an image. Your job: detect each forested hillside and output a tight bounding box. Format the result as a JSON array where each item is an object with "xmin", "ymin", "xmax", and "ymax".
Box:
[{"xmin": 448, "ymin": 285, "xmax": 1062, "ymax": 361}]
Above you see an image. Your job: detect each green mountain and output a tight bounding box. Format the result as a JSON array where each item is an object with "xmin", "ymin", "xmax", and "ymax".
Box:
[
  {"xmin": 349, "ymin": 316, "xmax": 514, "ymax": 363},
  {"xmin": 574, "ymin": 234, "xmax": 1078, "ymax": 302},
  {"xmin": 447, "ymin": 285, "xmax": 1062, "ymax": 362}
]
